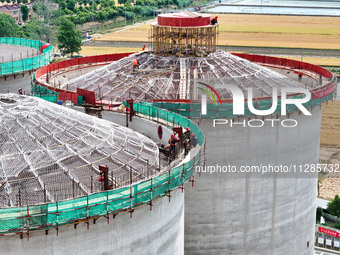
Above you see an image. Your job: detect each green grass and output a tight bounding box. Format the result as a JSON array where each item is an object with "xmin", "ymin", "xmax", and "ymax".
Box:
[{"xmin": 218, "ymin": 25, "xmax": 340, "ymax": 35}]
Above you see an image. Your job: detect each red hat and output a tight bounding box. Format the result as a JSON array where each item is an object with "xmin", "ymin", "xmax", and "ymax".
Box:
[
  {"xmin": 144, "ymin": 45, "xmax": 146, "ymax": 47},
  {"xmin": 191, "ymin": 133, "xmax": 195, "ymax": 136},
  {"xmin": 126, "ymin": 107, "xmax": 130, "ymax": 111},
  {"xmin": 186, "ymin": 127, "xmax": 189, "ymax": 131},
  {"xmin": 171, "ymin": 134, "xmax": 174, "ymax": 138},
  {"xmin": 137, "ymin": 58, "xmax": 139, "ymax": 61},
  {"xmin": 98, "ymin": 176, "xmax": 104, "ymax": 182},
  {"xmin": 215, "ymin": 16, "xmax": 218, "ymax": 18}
]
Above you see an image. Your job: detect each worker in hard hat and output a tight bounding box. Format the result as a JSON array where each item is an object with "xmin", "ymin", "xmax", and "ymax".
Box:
[
  {"xmin": 211, "ymin": 16, "xmax": 218, "ymax": 25},
  {"xmin": 133, "ymin": 58, "xmax": 140, "ymax": 71},
  {"xmin": 190, "ymin": 133, "xmax": 198, "ymax": 148},
  {"xmin": 168, "ymin": 134, "xmax": 178, "ymax": 160},
  {"xmin": 142, "ymin": 45, "xmax": 146, "ymax": 51},
  {"xmin": 183, "ymin": 127, "xmax": 192, "ymax": 140}
]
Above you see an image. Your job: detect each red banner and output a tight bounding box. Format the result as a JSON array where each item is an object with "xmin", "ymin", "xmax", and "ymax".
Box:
[
  {"xmin": 77, "ymin": 88, "xmax": 96, "ymax": 105},
  {"xmin": 312, "ymin": 84, "xmax": 337, "ymax": 99},
  {"xmin": 58, "ymin": 92, "xmax": 79, "ymax": 105},
  {"xmin": 319, "ymin": 226, "xmax": 340, "ymax": 238}
]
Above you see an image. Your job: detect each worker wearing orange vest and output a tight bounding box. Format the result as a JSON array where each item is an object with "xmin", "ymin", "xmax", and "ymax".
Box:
[
  {"xmin": 168, "ymin": 134, "xmax": 178, "ymax": 159},
  {"xmin": 133, "ymin": 58, "xmax": 140, "ymax": 70}
]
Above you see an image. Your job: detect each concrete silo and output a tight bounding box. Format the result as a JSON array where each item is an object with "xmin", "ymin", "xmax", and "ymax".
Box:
[
  {"xmin": 32, "ymin": 12, "xmax": 337, "ymax": 254},
  {"xmin": 0, "ymin": 94, "xmax": 203, "ymax": 255}
]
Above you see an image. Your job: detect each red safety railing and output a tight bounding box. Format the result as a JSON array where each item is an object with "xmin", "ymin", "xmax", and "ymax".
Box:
[
  {"xmin": 34, "ymin": 52, "xmax": 337, "ymax": 105},
  {"xmin": 232, "ymin": 53, "xmax": 337, "ymax": 97},
  {"xmin": 35, "ymin": 53, "xmax": 134, "ymax": 80}
]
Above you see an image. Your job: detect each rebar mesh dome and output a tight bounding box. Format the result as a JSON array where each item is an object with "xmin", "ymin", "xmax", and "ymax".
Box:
[
  {"xmin": 57, "ymin": 50, "xmax": 305, "ymax": 103},
  {"xmin": 0, "ymin": 94, "xmax": 159, "ymax": 208}
]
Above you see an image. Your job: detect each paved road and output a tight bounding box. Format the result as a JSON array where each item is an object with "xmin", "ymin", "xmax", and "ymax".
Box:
[{"xmin": 315, "ymin": 247, "xmax": 340, "ymax": 254}]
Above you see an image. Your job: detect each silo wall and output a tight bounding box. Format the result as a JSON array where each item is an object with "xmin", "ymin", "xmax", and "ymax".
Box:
[
  {"xmin": 1, "ymin": 188, "xmax": 184, "ymax": 255},
  {"xmin": 185, "ymin": 107, "xmax": 321, "ymax": 254}
]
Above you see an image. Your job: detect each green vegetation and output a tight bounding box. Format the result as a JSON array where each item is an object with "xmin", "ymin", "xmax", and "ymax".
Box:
[
  {"xmin": 327, "ymin": 67, "xmax": 340, "ymax": 75},
  {"xmin": 316, "ymin": 206, "xmax": 323, "ymax": 223},
  {"xmin": 20, "ymin": 5, "xmax": 29, "ymax": 22},
  {"xmin": 327, "ymin": 195, "xmax": 340, "ymax": 218},
  {"xmin": 57, "ymin": 18, "xmax": 83, "ymax": 56},
  {"xmin": 0, "ymin": 13, "xmax": 20, "ymax": 37},
  {"xmin": 9, "ymin": 0, "xmax": 193, "ymax": 47}
]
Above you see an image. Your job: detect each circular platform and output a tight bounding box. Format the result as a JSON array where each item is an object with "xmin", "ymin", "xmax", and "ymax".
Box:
[{"xmin": 157, "ymin": 12, "xmax": 211, "ymax": 27}]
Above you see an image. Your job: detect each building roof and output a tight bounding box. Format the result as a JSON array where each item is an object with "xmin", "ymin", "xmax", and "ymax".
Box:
[
  {"xmin": 56, "ymin": 50, "xmax": 306, "ymax": 103},
  {"xmin": 0, "ymin": 4, "xmax": 20, "ymax": 11},
  {"xmin": 0, "ymin": 94, "xmax": 160, "ymax": 208}
]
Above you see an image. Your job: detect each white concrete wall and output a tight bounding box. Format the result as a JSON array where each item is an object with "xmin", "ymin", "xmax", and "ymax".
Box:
[
  {"xmin": 49, "ymin": 66, "xmax": 102, "ymax": 87},
  {"xmin": 185, "ymin": 107, "xmax": 321, "ymax": 255},
  {"xmin": 1, "ymin": 188, "xmax": 184, "ymax": 255},
  {"xmin": 102, "ymin": 111, "xmax": 174, "ymax": 145}
]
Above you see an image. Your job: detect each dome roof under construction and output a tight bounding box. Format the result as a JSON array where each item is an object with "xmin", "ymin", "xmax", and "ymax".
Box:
[
  {"xmin": 55, "ymin": 50, "xmax": 312, "ymax": 103},
  {"xmin": 0, "ymin": 94, "xmax": 159, "ymax": 208}
]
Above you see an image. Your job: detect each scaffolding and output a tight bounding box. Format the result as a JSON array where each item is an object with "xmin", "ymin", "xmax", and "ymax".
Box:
[
  {"xmin": 150, "ymin": 24, "xmax": 218, "ymax": 56},
  {"xmin": 0, "ymin": 94, "xmax": 160, "ymax": 208}
]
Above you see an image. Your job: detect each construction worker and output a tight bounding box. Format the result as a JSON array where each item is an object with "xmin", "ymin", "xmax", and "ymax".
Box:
[
  {"xmin": 168, "ymin": 134, "xmax": 178, "ymax": 160},
  {"xmin": 183, "ymin": 127, "xmax": 191, "ymax": 140},
  {"xmin": 190, "ymin": 133, "xmax": 198, "ymax": 148},
  {"xmin": 211, "ymin": 16, "xmax": 218, "ymax": 25},
  {"xmin": 133, "ymin": 58, "xmax": 140, "ymax": 71},
  {"xmin": 142, "ymin": 45, "xmax": 146, "ymax": 51}
]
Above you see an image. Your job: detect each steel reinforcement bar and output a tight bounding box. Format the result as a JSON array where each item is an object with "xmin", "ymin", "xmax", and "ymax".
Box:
[
  {"xmin": 152, "ymin": 53, "xmax": 337, "ymax": 118},
  {"xmin": 0, "ymin": 103, "xmax": 204, "ymax": 237}
]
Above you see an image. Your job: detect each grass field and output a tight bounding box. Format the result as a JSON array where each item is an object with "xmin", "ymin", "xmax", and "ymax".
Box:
[{"xmin": 95, "ymin": 14, "xmax": 340, "ymax": 49}]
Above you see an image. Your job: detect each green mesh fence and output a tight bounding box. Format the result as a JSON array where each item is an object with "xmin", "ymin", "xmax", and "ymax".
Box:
[
  {"xmin": 0, "ymin": 103, "xmax": 204, "ymax": 234},
  {"xmin": 31, "ymin": 84, "xmax": 85, "ymax": 105},
  {"xmin": 0, "ymin": 38, "xmax": 53, "ymax": 76},
  {"xmin": 150, "ymin": 92, "xmax": 335, "ymax": 119}
]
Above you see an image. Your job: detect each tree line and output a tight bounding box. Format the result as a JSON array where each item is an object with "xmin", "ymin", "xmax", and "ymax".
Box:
[{"xmin": 0, "ymin": 0, "xmax": 193, "ymax": 57}]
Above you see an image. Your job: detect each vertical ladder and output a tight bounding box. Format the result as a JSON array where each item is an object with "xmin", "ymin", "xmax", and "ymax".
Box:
[{"xmin": 179, "ymin": 58, "xmax": 187, "ymax": 99}]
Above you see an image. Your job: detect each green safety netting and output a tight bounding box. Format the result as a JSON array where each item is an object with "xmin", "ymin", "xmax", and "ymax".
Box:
[
  {"xmin": 150, "ymin": 93, "xmax": 335, "ymax": 119},
  {"xmin": 0, "ymin": 38, "xmax": 53, "ymax": 76},
  {"xmin": 0, "ymin": 103, "xmax": 204, "ymax": 234},
  {"xmin": 31, "ymin": 83, "xmax": 85, "ymax": 105}
]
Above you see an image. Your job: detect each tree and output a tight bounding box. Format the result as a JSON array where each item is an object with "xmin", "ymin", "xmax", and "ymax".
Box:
[
  {"xmin": 20, "ymin": 5, "xmax": 29, "ymax": 22},
  {"xmin": 59, "ymin": 1, "xmax": 67, "ymax": 9},
  {"xmin": 327, "ymin": 194, "xmax": 340, "ymax": 217},
  {"xmin": 32, "ymin": 2, "xmax": 49, "ymax": 21},
  {"xmin": 0, "ymin": 13, "xmax": 19, "ymax": 37},
  {"xmin": 57, "ymin": 18, "xmax": 82, "ymax": 57},
  {"xmin": 67, "ymin": 0, "xmax": 76, "ymax": 11}
]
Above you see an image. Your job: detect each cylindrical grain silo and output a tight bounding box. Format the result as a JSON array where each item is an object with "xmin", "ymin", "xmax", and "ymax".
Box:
[{"xmin": 0, "ymin": 94, "xmax": 203, "ymax": 255}]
